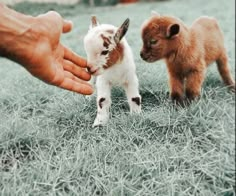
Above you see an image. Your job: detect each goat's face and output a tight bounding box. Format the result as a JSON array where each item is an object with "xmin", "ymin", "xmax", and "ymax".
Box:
[
  {"xmin": 140, "ymin": 12, "xmax": 181, "ymax": 62},
  {"xmin": 84, "ymin": 16, "xmax": 129, "ymax": 76}
]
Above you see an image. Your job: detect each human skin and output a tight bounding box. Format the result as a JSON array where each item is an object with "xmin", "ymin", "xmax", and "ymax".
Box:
[{"xmin": 0, "ymin": 3, "xmax": 93, "ymax": 95}]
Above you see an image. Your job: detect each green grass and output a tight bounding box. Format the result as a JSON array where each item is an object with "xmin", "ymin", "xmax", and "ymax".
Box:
[{"xmin": 0, "ymin": 0, "xmax": 235, "ymax": 195}]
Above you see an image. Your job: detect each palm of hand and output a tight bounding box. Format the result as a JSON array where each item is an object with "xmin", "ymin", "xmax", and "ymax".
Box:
[{"xmin": 22, "ymin": 11, "xmax": 93, "ymax": 94}]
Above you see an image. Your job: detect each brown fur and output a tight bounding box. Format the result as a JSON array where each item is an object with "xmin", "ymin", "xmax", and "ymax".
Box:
[
  {"xmin": 106, "ymin": 29, "xmax": 114, "ymax": 34},
  {"xmin": 140, "ymin": 15, "xmax": 235, "ymax": 104},
  {"xmin": 103, "ymin": 43, "xmax": 124, "ymax": 69},
  {"xmin": 100, "ymin": 34, "xmax": 124, "ymax": 69},
  {"xmin": 101, "ymin": 34, "xmax": 112, "ymax": 48}
]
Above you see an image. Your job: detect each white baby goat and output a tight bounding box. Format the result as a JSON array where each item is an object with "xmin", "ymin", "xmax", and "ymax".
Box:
[{"xmin": 84, "ymin": 16, "xmax": 141, "ymax": 127}]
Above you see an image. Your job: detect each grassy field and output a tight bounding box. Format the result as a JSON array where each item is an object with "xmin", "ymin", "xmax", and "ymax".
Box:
[{"xmin": 0, "ymin": 0, "xmax": 235, "ymax": 195}]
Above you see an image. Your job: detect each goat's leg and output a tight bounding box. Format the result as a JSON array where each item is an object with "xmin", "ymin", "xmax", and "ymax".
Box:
[
  {"xmin": 93, "ymin": 78, "xmax": 111, "ymax": 127},
  {"xmin": 124, "ymin": 74, "xmax": 141, "ymax": 114},
  {"xmin": 216, "ymin": 51, "xmax": 235, "ymax": 92}
]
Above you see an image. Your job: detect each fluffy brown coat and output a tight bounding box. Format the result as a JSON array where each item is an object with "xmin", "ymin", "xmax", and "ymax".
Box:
[{"xmin": 140, "ymin": 14, "xmax": 235, "ymax": 103}]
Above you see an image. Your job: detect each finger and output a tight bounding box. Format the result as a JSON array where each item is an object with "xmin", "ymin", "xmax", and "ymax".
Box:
[
  {"xmin": 64, "ymin": 46, "xmax": 88, "ymax": 68},
  {"xmin": 64, "ymin": 71, "xmax": 91, "ymax": 85},
  {"xmin": 63, "ymin": 60, "xmax": 91, "ymax": 81},
  {"xmin": 63, "ymin": 20, "xmax": 73, "ymax": 33},
  {"xmin": 58, "ymin": 77, "xmax": 94, "ymax": 95}
]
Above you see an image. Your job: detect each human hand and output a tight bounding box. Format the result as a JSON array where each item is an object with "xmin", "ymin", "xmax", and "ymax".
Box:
[{"xmin": 0, "ymin": 6, "xmax": 93, "ymax": 95}]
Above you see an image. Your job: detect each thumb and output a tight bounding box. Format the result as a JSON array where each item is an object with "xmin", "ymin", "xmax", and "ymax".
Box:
[{"xmin": 63, "ymin": 20, "xmax": 73, "ymax": 33}]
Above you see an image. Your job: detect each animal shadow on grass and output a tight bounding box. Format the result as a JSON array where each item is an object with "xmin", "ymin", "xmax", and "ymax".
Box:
[
  {"xmin": 202, "ymin": 76, "xmax": 235, "ymax": 99},
  {"xmin": 92, "ymin": 87, "xmax": 168, "ymax": 121},
  {"xmin": 140, "ymin": 87, "xmax": 169, "ymax": 107},
  {"xmin": 203, "ymin": 74, "xmax": 225, "ymax": 88}
]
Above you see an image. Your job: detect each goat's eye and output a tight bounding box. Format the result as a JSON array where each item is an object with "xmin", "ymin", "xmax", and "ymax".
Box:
[
  {"xmin": 150, "ymin": 39, "xmax": 157, "ymax": 45},
  {"xmin": 101, "ymin": 50, "xmax": 109, "ymax": 55}
]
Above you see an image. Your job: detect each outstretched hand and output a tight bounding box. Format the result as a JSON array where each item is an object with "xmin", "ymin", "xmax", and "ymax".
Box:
[{"xmin": 0, "ymin": 6, "xmax": 93, "ymax": 95}]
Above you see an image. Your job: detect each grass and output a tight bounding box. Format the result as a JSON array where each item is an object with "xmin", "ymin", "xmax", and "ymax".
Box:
[{"xmin": 0, "ymin": 0, "xmax": 235, "ymax": 195}]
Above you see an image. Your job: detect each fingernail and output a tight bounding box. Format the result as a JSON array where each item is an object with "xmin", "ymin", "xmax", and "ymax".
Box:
[{"xmin": 66, "ymin": 20, "xmax": 73, "ymax": 27}]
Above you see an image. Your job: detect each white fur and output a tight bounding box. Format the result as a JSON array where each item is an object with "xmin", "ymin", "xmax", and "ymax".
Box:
[{"xmin": 84, "ymin": 22, "xmax": 141, "ymax": 127}]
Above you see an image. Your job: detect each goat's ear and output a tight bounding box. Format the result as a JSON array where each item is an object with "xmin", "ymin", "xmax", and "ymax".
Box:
[
  {"xmin": 114, "ymin": 18, "xmax": 130, "ymax": 44},
  {"xmin": 166, "ymin": 23, "xmax": 180, "ymax": 39},
  {"xmin": 90, "ymin": 15, "xmax": 99, "ymax": 29},
  {"xmin": 151, "ymin": 10, "xmax": 160, "ymax": 17}
]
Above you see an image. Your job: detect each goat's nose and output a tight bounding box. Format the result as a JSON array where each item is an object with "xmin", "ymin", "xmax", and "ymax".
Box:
[
  {"xmin": 86, "ymin": 66, "xmax": 98, "ymax": 75},
  {"xmin": 87, "ymin": 67, "xmax": 91, "ymax": 73},
  {"xmin": 140, "ymin": 51, "xmax": 145, "ymax": 59},
  {"xmin": 87, "ymin": 67, "xmax": 94, "ymax": 74}
]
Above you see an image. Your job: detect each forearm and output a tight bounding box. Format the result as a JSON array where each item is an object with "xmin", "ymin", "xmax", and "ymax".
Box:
[{"xmin": 0, "ymin": 3, "xmax": 34, "ymax": 58}]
